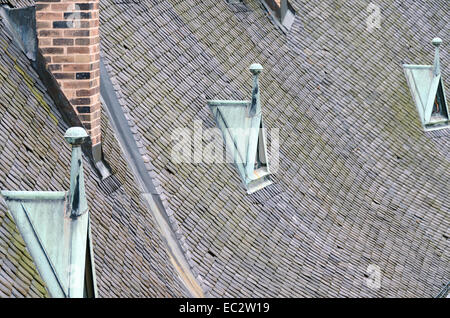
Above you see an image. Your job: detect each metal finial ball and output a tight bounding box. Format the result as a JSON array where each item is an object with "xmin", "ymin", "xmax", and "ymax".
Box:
[
  {"xmin": 249, "ymin": 63, "xmax": 263, "ymax": 74},
  {"xmin": 432, "ymin": 37, "xmax": 442, "ymax": 47},
  {"xmin": 64, "ymin": 127, "xmax": 89, "ymax": 146}
]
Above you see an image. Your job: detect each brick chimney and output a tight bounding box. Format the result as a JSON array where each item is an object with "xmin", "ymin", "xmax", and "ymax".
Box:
[{"xmin": 35, "ymin": 0, "xmax": 101, "ymax": 147}]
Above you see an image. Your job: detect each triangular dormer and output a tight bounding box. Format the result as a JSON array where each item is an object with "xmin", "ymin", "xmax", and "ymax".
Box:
[
  {"xmin": 0, "ymin": 128, "xmax": 97, "ymax": 298},
  {"xmin": 207, "ymin": 64, "xmax": 272, "ymax": 194},
  {"xmin": 403, "ymin": 37, "xmax": 449, "ymax": 131},
  {"xmin": 261, "ymin": 0, "xmax": 296, "ymax": 33},
  {"xmin": 430, "ymin": 81, "xmax": 449, "ymax": 123}
]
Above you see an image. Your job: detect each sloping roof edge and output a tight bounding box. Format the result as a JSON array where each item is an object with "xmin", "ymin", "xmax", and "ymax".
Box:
[{"xmin": 99, "ymin": 58, "xmax": 204, "ymax": 298}]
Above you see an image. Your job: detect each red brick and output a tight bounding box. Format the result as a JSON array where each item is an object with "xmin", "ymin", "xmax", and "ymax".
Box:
[
  {"xmin": 36, "ymin": 21, "xmax": 51, "ymax": 29},
  {"xmin": 64, "ymin": 30, "xmax": 90, "ymax": 37},
  {"xmin": 63, "ymin": 64, "xmax": 90, "ymax": 72},
  {"xmin": 41, "ymin": 47, "xmax": 64, "ymax": 54},
  {"xmin": 67, "ymin": 46, "xmax": 90, "ymax": 54},
  {"xmin": 47, "ymin": 64, "xmax": 61, "ymax": 72},
  {"xmin": 76, "ymin": 87, "xmax": 98, "ymax": 97},
  {"xmin": 36, "ymin": 12, "xmax": 63, "ymax": 20},
  {"xmin": 35, "ymin": 4, "xmax": 51, "ymax": 11},
  {"xmin": 51, "ymin": 3, "xmax": 73, "ymax": 10},
  {"xmin": 53, "ymin": 38, "xmax": 74, "ymax": 46},
  {"xmin": 74, "ymin": 54, "xmax": 93, "ymax": 63},
  {"xmin": 38, "ymin": 38, "xmax": 52, "ymax": 46},
  {"xmin": 39, "ymin": 29, "xmax": 63, "ymax": 37},
  {"xmin": 52, "ymin": 55, "xmax": 75, "ymax": 63},
  {"xmin": 74, "ymin": 38, "xmax": 90, "ymax": 46},
  {"xmin": 53, "ymin": 72, "xmax": 74, "ymax": 80},
  {"xmin": 61, "ymin": 80, "xmax": 93, "ymax": 89},
  {"xmin": 37, "ymin": 0, "xmax": 101, "ymax": 144},
  {"xmin": 77, "ymin": 114, "xmax": 91, "ymax": 122}
]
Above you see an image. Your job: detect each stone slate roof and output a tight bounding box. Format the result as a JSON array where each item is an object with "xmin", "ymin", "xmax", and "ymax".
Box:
[
  {"xmin": 99, "ymin": 0, "xmax": 449, "ymax": 297},
  {"xmin": 0, "ymin": 200, "xmax": 48, "ymax": 297},
  {"xmin": 0, "ymin": 17, "xmax": 188, "ymax": 297},
  {"xmin": 0, "ymin": 0, "xmax": 30, "ymax": 7},
  {"xmin": 0, "ymin": 19, "xmax": 50, "ymax": 298}
]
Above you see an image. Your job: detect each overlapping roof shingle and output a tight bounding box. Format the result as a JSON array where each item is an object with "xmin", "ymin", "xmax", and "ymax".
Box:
[
  {"xmin": 99, "ymin": 0, "xmax": 449, "ymax": 297},
  {"xmin": 0, "ymin": 17, "xmax": 189, "ymax": 297},
  {"xmin": 0, "ymin": 199, "xmax": 49, "ymax": 298},
  {"xmin": 0, "ymin": 0, "xmax": 448, "ymax": 298}
]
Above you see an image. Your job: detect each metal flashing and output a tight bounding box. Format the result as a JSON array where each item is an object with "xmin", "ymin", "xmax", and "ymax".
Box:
[
  {"xmin": 403, "ymin": 38, "xmax": 449, "ymax": 131},
  {"xmin": 0, "ymin": 128, "xmax": 95, "ymax": 298},
  {"xmin": 0, "ymin": 5, "xmax": 37, "ymax": 61},
  {"xmin": 207, "ymin": 64, "xmax": 273, "ymax": 194},
  {"xmin": 92, "ymin": 143, "xmax": 111, "ymax": 180},
  {"xmin": 0, "ymin": 7, "xmax": 109, "ymax": 180},
  {"xmin": 261, "ymin": 0, "xmax": 296, "ymax": 33},
  {"xmin": 99, "ymin": 58, "xmax": 204, "ymax": 298},
  {"xmin": 435, "ymin": 281, "xmax": 450, "ymax": 298},
  {"xmin": 84, "ymin": 219, "xmax": 98, "ymax": 298},
  {"xmin": 0, "ymin": 194, "xmax": 68, "ymax": 297}
]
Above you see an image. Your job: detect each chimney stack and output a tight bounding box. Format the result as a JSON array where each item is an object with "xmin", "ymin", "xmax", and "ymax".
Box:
[{"xmin": 35, "ymin": 0, "xmax": 101, "ymax": 147}]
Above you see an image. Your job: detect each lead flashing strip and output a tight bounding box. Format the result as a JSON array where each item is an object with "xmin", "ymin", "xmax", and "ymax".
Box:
[{"xmin": 99, "ymin": 58, "xmax": 204, "ymax": 298}]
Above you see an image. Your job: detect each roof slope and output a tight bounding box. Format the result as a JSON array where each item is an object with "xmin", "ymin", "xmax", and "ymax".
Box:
[
  {"xmin": 0, "ymin": 199, "xmax": 49, "ymax": 297},
  {"xmin": 0, "ymin": 19, "xmax": 50, "ymax": 298},
  {"xmin": 99, "ymin": 0, "xmax": 449, "ymax": 297},
  {"xmin": 0, "ymin": 17, "xmax": 189, "ymax": 297}
]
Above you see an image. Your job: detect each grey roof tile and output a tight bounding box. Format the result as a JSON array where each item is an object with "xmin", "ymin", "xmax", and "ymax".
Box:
[
  {"xmin": 0, "ymin": 16, "xmax": 188, "ymax": 297},
  {"xmin": 1, "ymin": 0, "xmax": 448, "ymax": 298},
  {"xmin": 98, "ymin": 0, "xmax": 449, "ymax": 297}
]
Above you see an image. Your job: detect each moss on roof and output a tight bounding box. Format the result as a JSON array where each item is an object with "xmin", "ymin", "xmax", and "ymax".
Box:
[
  {"xmin": 0, "ymin": 16, "xmax": 189, "ymax": 297},
  {"xmin": 99, "ymin": 0, "xmax": 450, "ymax": 297},
  {"xmin": 1, "ymin": 0, "xmax": 448, "ymax": 298},
  {"xmin": 0, "ymin": 198, "xmax": 49, "ymax": 298}
]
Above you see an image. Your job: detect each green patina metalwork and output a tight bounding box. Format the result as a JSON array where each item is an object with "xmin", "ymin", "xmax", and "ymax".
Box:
[
  {"xmin": 64, "ymin": 127, "xmax": 89, "ymax": 218},
  {"xmin": 403, "ymin": 38, "xmax": 449, "ymax": 131},
  {"xmin": 1, "ymin": 191, "xmax": 67, "ymax": 201},
  {"xmin": 0, "ymin": 127, "xmax": 95, "ymax": 298},
  {"xmin": 207, "ymin": 64, "xmax": 272, "ymax": 194}
]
